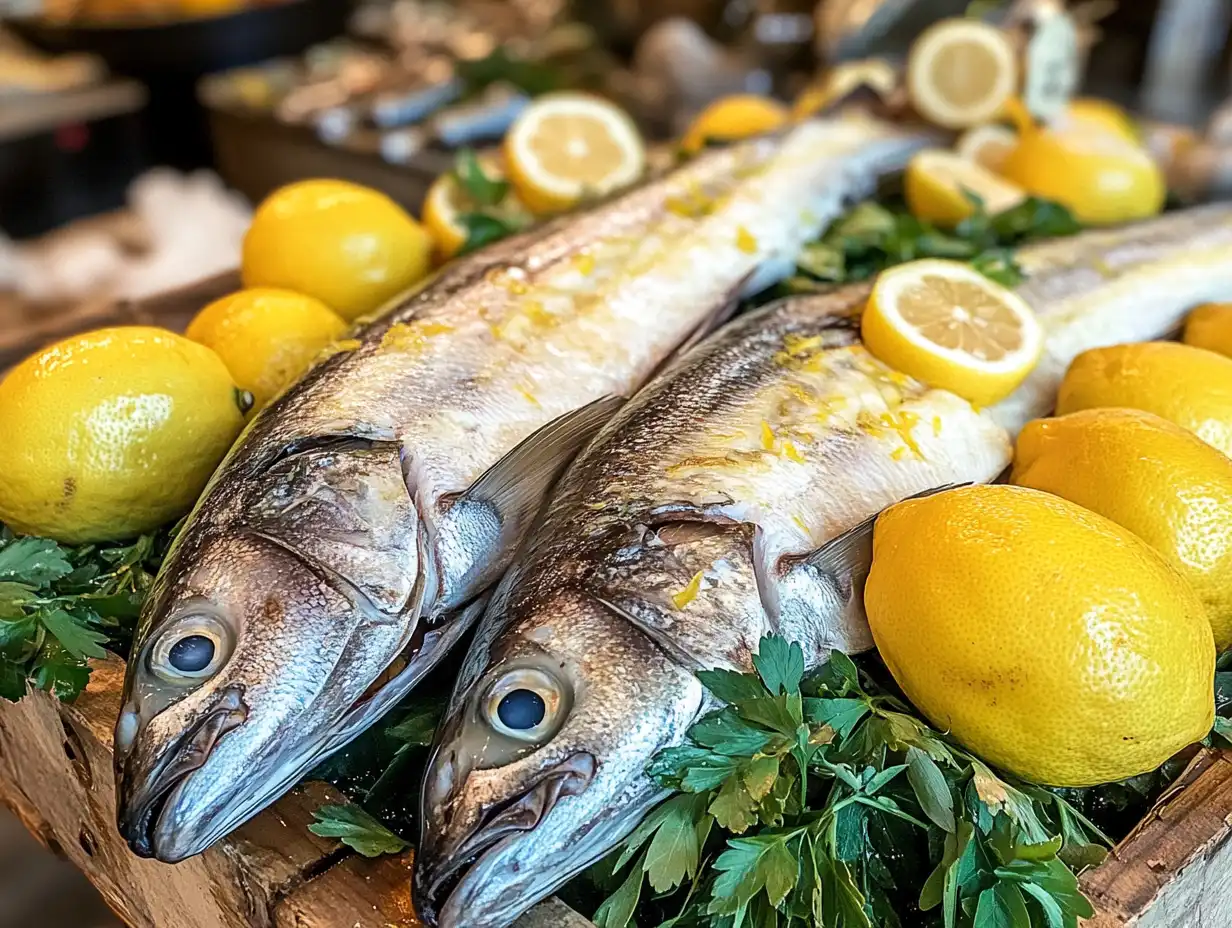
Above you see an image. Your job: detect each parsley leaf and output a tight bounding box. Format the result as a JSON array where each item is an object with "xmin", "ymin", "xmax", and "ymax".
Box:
[
  {"xmin": 0, "ymin": 525, "xmax": 171, "ymax": 702},
  {"xmin": 308, "ymin": 803, "xmax": 410, "ymax": 857}
]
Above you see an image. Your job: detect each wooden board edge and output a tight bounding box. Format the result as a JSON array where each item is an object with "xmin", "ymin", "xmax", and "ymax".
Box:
[{"xmin": 1080, "ymin": 747, "xmax": 1232, "ymax": 926}]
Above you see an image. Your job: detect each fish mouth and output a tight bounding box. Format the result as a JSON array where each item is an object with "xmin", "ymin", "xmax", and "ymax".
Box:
[
  {"xmin": 116, "ymin": 685, "xmax": 248, "ymax": 861},
  {"xmin": 414, "ymin": 752, "xmax": 597, "ymax": 927}
]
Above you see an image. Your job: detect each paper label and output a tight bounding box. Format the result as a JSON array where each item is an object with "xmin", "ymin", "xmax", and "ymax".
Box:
[{"xmin": 1023, "ymin": 9, "xmax": 1080, "ymax": 123}]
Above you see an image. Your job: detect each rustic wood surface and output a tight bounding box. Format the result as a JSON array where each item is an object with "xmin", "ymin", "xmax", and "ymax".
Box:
[
  {"xmin": 0, "ymin": 656, "xmax": 593, "ymax": 928},
  {"xmin": 1080, "ymin": 748, "xmax": 1232, "ymax": 927}
]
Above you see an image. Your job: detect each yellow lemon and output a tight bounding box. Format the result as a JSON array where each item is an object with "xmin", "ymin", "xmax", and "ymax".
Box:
[
  {"xmin": 186, "ymin": 288, "xmax": 347, "ymax": 413},
  {"xmin": 867, "ymin": 484, "xmax": 1215, "ymax": 787},
  {"xmin": 861, "ymin": 259, "xmax": 1043, "ymax": 406},
  {"xmin": 1057, "ymin": 342, "xmax": 1232, "ymax": 457},
  {"xmin": 680, "ymin": 94, "xmax": 790, "ymax": 154},
  {"xmin": 790, "ymin": 59, "xmax": 898, "ymax": 120},
  {"xmin": 242, "ymin": 179, "xmax": 433, "ymax": 322},
  {"xmin": 504, "ymin": 93, "xmax": 646, "ymax": 213},
  {"xmin": 954, "ymin": 123, "xmax": 1017, "ymax": 172},
  {"xmin": 999, "ymin": 121, "xmax": 1165, "ymax": 225},
  {"xmin": 1063, "ymin": 97, "xmax": 1138, "ymax": 141},
  {"xmin": 1183, "ymin": 303, "xmax": 1232, "ymax": 358},
  {"xmin": 1014, "ymin": 408, "xmax": 1232, "ymax": 649},
  {"xmin": 906, "ymin": 19, "xmax": 1018, "ymax": 129},
  {"xmin": 0, "ymin": 327, "xmax": 246, "ymax": 543},
  {"xmin": 904, "ymin": 148, "xmax": 1026, "ymax": 227}
]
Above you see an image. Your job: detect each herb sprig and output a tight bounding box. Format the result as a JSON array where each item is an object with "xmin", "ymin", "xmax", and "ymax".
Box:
[
  {"xmin": 789, "ymin": 197, "xmax": 1081, "ymax": 291},
  {"xmin": 452, "ymin": 149, "xmax": 534, "ymax": 255},
  {"xmin": 0, "ymin": 526, "xmax": 171, "ymax": 702},
  {"xmin": 594, "ymin": 636, "xmax": 1107, "ymax": 928}
]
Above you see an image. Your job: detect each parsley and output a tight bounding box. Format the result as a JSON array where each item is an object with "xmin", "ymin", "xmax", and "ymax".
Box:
[
  {"xmin": 309, "ymin": 803, "xmax": 410, "ymax": 857},
  {"xmin": 786, "ymin": 197, "xmax": 1081, "ymax": 292},
  {"xmin": 595, "ymin": 636, "xmax": 1107, "ymax": 928},
  {"xmin": 0, "ymin": 525, "xmax": 171, "ymax": 702}
]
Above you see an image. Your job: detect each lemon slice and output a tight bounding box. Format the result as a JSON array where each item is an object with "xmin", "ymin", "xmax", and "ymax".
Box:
[
  {"xmin": 861, "ymin": 259, "xmax": 1043, "ymax": 406},
  {"xmin": 791, "ymin": 59, "xmax": 899, "ymax": 120},
  {"xmin": 681, "ymin": 94, "xmax": 790, "ymax": 154},
  {"xmin": 907, "ymin": 19, "xmax": 1019, "ymax": 129},
  {"xmin": 955, "ymin": 124, "xmax": 1017, "ymax": 172},
  {"xmin": 504, "ymin": 92, "xmax": 646, "ymax": 214},
  {"xmin": 904, "ymin": 149, "xmax": 1026, "ymax": 228}
]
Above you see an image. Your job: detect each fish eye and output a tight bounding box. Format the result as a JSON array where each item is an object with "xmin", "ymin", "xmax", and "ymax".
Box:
[
  {"xmin": 484, "ymin": 668, "xmax": 566, "ymax": 743},
  {"xmin": 149, "ymin": 613, "xmax": 231, "ymax": 684}
]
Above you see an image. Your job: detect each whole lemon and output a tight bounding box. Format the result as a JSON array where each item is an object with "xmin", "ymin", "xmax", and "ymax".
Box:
[
  {"xmin": 680, "ymin": 95, "xmax": 790, "ymax": 154},
  {"xmin": 186, "ymin": 288, "xmax": 347, "ymax": 412},
  {"xmin": 0, "ymin": 327, "xmax": 246, "ymax": 543},
  {"xmin": 999, "ymin": 123, "xmax": 1164, "ymax": 225},
  {"xmin": 866, "ymin": 484, "xmax": 1214, "ymax": 787},
  {"xmin": 241, "ymin": 180, "xmax": 433, "ymax": 321},
  {"xmin": 1013, "ymin": 408, "xmax": 1232, "ymax": 650},
  {"xmin": 1183, "ymin": 303, "xmax": 1232, "ymax": 358},
  {"xmin": 1057, "ymin": 342, "xmax": 1232, "ymax": 457}
]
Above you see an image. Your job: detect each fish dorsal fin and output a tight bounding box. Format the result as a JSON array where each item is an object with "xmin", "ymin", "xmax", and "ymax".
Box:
[
  {"xmin": 435, "ymin": 395, "xmax": 625, "ymax": 607},
  {"xmin": 775, "ymin": 483, "xmax": 968, "ymax": 655}
]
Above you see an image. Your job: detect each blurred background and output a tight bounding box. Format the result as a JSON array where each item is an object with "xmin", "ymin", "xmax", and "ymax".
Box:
[{"xmin": 2, "ymin": 0, "xmax": 1232, "ymax": 925}]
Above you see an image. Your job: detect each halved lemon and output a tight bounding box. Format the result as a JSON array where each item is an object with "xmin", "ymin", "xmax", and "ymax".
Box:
[
  {"xmin": 907, "ymin": 19, "xmax": 1019, "ymax": 129},
  {"xmin": 504, "ymin": 92, "xmax": 646, "ymax": 214},
  {"xmin": 861, "ymin": 259, "xmax": 1043, "ymax": 407},
  {"xmin": 955, "ymin": 124, "xmax": 1017, "ymax": 172},
  {"xmin": 904, "ymin": 149, "xmax": 1026, "ymax": 228},
  {"xmin": 791, "ymin": 59, "xmax": 899, "ymax": 120},
  {"xmin": 681, "ymin": 94, "xmax": 790, "ymax": 154}
]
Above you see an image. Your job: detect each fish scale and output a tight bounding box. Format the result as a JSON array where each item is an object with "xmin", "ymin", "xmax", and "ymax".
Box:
[{"xmin": 415, "ymin": 203, "xmax": 1232, "ymax": 928}]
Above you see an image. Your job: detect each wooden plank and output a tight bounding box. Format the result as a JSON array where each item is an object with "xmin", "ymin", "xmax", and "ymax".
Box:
[
  {"xmin": 1081, "ymin": 748, "xmax": 1232, "ymax": 927},
  {"xmin": 0, "ymin": 656, "xmax": 593, "ymax": 928}
]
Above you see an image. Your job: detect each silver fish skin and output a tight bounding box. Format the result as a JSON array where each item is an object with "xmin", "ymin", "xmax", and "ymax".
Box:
[
  {"xmin": 414, "ymin": 203, "xmax": 1232, "ymax": 928},
  {"xmin": 112, "ymin": 115, "xmax": 931, "ymax": 864}
]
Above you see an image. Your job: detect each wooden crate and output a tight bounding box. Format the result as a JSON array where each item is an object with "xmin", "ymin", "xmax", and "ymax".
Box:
[{"xmin": 0, "ymin": 656, "xmax": 593, "ymax": 928}]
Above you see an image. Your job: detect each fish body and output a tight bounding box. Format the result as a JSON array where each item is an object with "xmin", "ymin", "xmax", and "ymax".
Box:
[
  {"xmin": 113, "ymin": 115, "xmax": 931, "ymax": 863},
  {"xmin": 415, "ymin": 203, "xmax": 1232, "ymax": 928}
]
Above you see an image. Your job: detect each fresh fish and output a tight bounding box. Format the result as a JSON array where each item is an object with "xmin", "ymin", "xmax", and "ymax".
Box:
[
  {"xmin": 112, "ymin": 115, "xmax": 932, "ymax": 863},
  {"xmin": 413, "ymin": 203, "xmax": 1232, "ymax": 928}
]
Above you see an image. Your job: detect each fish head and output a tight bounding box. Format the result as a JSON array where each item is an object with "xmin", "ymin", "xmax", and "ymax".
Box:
[
  {"xmin": 114, "ymin": 525, "xmax": 417, "ymax": 863},
  {"xmin": 414, "ymin": 588, "xmax": 703, "ymax": 928}
]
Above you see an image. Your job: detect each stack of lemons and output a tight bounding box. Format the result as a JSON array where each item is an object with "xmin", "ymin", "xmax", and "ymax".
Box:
[
  {"xmin": 863, "ymin": 298, "xmax": 1232, "ymax": 787},
  {"xmin": 0, "ymin": 179, "xmax": 436, "ymax": 543}
]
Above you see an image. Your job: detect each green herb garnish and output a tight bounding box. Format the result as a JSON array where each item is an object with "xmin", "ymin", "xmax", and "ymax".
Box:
[
  {"xmin": 788, "ymin": 198, "xmax": 1081, "ymax": 292},
  {"xmin": 309, "ymin": 803, "xmax": 411, "ymax": 858},
  {"xmin": 594, "ymin": 636, "xmax": 1107, "ymax": 928},
  {"xmin": 0, "ymin": 525, "xmax": 170, "ymax": 702},
  {"xmin": 451, "ymin": 150, "xmax": 533, "ymax": 255}
]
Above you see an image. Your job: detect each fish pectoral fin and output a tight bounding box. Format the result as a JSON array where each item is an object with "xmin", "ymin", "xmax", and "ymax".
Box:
[
  {"xmin": 440, "ymin": 394, "xmax": 625, "ymax": 598},
  {"xmin": 776, "ymin": 483, "xmax": 968, "ymax": 655}
]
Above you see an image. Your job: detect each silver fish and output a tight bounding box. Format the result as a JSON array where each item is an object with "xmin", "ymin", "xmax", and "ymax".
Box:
[
  {"xmin": 413, "ymin": 203, "xmax": 1232, "ymax": 928},
  {"xmin": 112, "ymin": 115, "xmax": 932, "ymax": 863}
]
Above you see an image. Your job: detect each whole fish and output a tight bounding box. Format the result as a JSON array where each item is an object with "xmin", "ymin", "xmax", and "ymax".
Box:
[
  {"xmin": 414, "ymin": 204, "xmax": 1232, "ymax": 928},
  {"xmin": 113, "ymin": 115, "xmax": 931, "ymax": 863}
]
